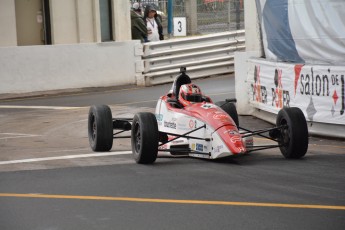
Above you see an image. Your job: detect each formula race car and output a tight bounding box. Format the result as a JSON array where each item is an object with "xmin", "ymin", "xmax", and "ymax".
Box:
[{"xmin": 88, "ymin": 68, "xmax": 309, "ymax": 164}]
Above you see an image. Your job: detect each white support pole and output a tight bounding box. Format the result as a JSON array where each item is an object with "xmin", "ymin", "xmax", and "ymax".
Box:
[{"xmin": 235, "ymin": 0, "xmax": 262, "ymax": 115}]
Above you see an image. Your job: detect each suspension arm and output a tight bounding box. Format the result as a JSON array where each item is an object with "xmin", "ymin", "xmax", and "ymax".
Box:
[{"xmin": 159, "ymin": 125, "xmax": 209, "ymax": 146}]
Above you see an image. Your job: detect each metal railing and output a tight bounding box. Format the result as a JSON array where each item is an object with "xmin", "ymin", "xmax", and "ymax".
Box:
[
  {"xmin": 142, "ymin": 30, "xmax": 245, "ymax": 85},
  {"xmin": 130, "ymin": 0, "xmax": 245, "ymax": 35}
]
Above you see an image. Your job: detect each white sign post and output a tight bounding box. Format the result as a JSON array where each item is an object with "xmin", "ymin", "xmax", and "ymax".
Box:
[{"xmin": 173, "ymin": 17, "xmax": 187, "ymax": 37}]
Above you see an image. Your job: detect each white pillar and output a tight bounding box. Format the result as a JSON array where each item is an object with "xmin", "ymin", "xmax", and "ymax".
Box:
[
  {"xmin": 185, "ymin": 0, "xmax": 198, "ymax": 35},
  {"xmin": 112, "ymin": 0, "xmax": 131, "ymax": 41},
  {"xmin": 244, "ymin": 0, "xmax": 262, "ymax": 54},
  {"xmin": 235, "ymin": 0, "xmax": 261, "ymax": 115},
  {"xmin": 92, "ymin": 0, "xmax": 101, "ymax": 42}
]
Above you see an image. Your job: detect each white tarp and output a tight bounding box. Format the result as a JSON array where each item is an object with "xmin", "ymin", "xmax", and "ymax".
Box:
[
  {"xmin": 248, "ymin": 58, "xmax": 345, "ymax": 125},
  {"xmin": 256, "ymin": 0, "xmax": 345, "ymax": 65}
]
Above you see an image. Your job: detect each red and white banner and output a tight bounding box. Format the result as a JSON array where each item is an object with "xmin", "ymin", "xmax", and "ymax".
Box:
[{"xmin": 248, "ymin": 58, "xmax": 345, "ymax": 125}]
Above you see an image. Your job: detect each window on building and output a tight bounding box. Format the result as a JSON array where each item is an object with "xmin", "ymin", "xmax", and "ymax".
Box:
[{"xmin": 99, "ymin": 0, "xmax": 113, "ymax": 41}]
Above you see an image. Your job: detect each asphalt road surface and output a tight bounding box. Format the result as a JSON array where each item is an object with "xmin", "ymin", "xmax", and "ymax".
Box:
[{"xmin": 0, "ymin": 74, "xmax": 344, "ymax": 230}]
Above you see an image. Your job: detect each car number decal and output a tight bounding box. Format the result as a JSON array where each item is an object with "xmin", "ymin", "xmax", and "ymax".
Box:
[{"xmin": 201, "ymin": 104, "xmax": 215, "ymax": 109}]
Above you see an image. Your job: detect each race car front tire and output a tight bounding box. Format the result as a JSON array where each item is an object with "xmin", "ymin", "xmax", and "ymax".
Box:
[
  {"xmin": 215, "ymin": 101, "xmax": 239, "ymax": 127},
  {"xmin": 88, "ymin": 105, "xmax": 113, "ymax": 151},
  {"xmin": 131, "ymin": 112, "xmax": 159, "ymax": 164},
  {"xmin": 276, "ymin": 107, "xmax": 309, "ymax": 159}
]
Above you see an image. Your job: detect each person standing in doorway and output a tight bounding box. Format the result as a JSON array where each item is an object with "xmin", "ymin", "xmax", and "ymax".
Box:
[{"xmin": 143, "ymin": 4, "xmax": 164, "ymax": 42}]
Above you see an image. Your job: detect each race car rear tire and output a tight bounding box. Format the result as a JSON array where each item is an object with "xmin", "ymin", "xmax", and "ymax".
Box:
[
  {"xmin": 131, "ymin": 112, "xmax": 159, "ymax": 164},
  {"xmin": 215, "ymin": 101, "xmax": 239, "ymax": 127},
  {"xmin": 88, "ymin": 105, "xmax": 113, "ymax": 151},
  {"xmin": 276, "ymin": 107, "xmax": 308, "ymax": 159}
]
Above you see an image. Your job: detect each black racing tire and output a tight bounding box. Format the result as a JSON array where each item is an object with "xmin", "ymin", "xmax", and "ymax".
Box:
[
  {"xmin": 131, "ymin": 112, "xmax": 159, "ymax": 164},
  {"xmin": 88, "ymin": 105, "xmax": 113, "ymax": 151},
  {"xmin": 276, "ymin": 107, "xmax": 309, "ymax": 159},
  {"xmin": 215, "ymin": 101, "xmax": 239, "ymax": 127}
]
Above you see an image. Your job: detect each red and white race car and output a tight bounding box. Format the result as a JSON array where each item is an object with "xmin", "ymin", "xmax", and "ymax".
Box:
[{"xmin": 88, "ymin": 68, "xmax": 309, "ymax": 164}]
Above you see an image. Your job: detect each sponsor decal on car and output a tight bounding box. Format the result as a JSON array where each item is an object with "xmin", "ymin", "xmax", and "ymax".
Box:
[
  {"xmin": 214, "ymin": 145, "xmax": 224, "ymax": 153},
  {"xmin": 196, "ymin": 143, "xmax": 203, "ymax": 152},
  {"xmin": 164, "ymin": 121, "xmax": 177, "ymax": 129},
  {"xmin": 191, "ymin": 143, "xmax": 196, "ymax": 150},
  {"xmin": 230, "ymin": 136, "xmax": 242, "ymax": 143},
  {"xmin": 159, "ymin": 144, "xmax": 168, "ymax": 150},
  {"xmin": 189, "ymin": 119, "xmax": 196, "ymax": 129},
  {"xmin": 156, "ymin": 114, "xmax": 163, "ymax": 126},
  {"xmin": 229, "ymin": 135, "xmax": 246, "ymax": 153},
  {"xmin": 176, "ymin": 118, "xmax": 189, "ymax": 130},
  {"xmin": 244, "ymin": 137, "xmax": 254, "ymax": 148},
  {"xmin": 213, "ymin": 113, "xmax": 229, "ymax": 120},
  {"xmin": 224, "ymin": 130, "xmax": 239, "ymax": 135},
  {"xmin": 172, "ymin": 140, "xmax": 185, "ymax": 144},
  {"xmin": 156, "ymin": 114, "xmax": 163, "ymax": 121},
  {"xmin": 201, "ymin": 104, "xmax": 215, "ymax": 109},
  {"xmin": 237, "ymin": 147, "xmax": 246, "ymax": 153}
]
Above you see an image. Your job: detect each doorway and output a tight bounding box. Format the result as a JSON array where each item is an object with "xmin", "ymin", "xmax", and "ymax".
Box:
[{"xmin": 15, "ymin": 0, "xmax": 51, "ymax": 45}]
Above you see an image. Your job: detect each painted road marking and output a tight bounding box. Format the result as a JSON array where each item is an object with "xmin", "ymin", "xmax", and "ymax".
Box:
[
  {"xmin": 0, "ymin": 87, "xmax": 142, "ymax": 103},
  {"xmin": 0, "ymin": 105, "xmax": 82, "ymax": 110},
  {"xmin": 0, "ymin": 151, "xmax": 132, "ymax": 165},
  {"xmin": 0, "ymin": 133, "xmax": 42, "ymax": 140},
  {"xmin": 0, "ymin": 193, "xmax": 344, "ymax": 211}
]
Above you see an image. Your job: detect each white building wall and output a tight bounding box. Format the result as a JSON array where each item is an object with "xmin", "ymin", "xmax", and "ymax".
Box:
[
  {"xmin": 50, "ymin": 0, "xmax": 79, "ymax": 44},
  {"xmin": 0, "ymin": 0, "xmax": 135, "ymax": 95},
  {"xmin": 0, "ymin": 41, "xmax": 141, "ymax": 94},
  {"xmin": 0, "ymin": 0, "xmax": 17, "ymax": 47},
  {"xmin": 76, "ymin": 0, "xmax": 95, "ymax": 43},
  {"xmin": 0, "ymin": 0, "xmax": 131, "ymax": 46},
  {"xmin": 112, "ymin": 0, "xmax": 131, "ymax": 42}
]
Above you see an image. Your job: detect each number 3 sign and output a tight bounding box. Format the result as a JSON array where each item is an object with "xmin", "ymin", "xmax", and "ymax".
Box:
[{"xmin": 173, "ymin": 17, "xmax": 187, "ymax": 36}]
